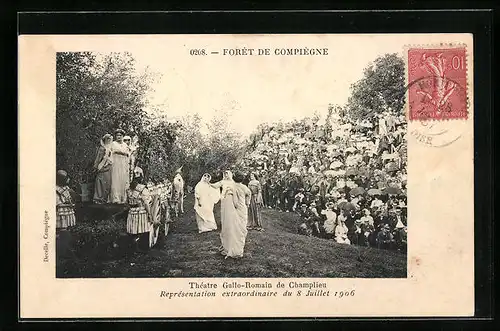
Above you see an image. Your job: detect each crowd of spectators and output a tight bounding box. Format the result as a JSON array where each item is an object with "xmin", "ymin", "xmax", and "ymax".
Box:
[{"xmin": 239, "ymin": 109, "xmax": 408, "ymax": 252}]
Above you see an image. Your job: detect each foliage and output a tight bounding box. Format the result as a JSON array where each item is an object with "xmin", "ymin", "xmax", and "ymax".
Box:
[
  {"xmin": 139, "ymin": 120, "xmax": 179, "ymax": 183},
  {"xmin": 56, "ymin": 52, "xmax": 176, "ymax": 183},
  {"xmin": 57, "ymin": 51, "xmax": 247, "ymax": 189},
  {"xmin": 345, "ymin": 53, "xmax": 405, "ymax": 121}
]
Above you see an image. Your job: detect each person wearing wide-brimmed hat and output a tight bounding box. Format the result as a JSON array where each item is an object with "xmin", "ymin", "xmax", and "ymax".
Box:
[
  {"xmin": 110, "ymin": 129, "xmax": 130, "ymax": 204},
  {"xmin": 194, "ymin": 173, "xmax": 220, "ymax": 233}
]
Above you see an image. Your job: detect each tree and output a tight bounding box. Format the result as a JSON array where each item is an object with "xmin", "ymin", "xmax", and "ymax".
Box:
[
  {"xmin": 345, "ymin": 53, "xmax": 405, "ymax": 121},
  {"xmin": 139, "ymin": 120, "xmax": 179, "ymax": 183},
  {"xmin": 56, "ymin": 52, "xmax": 172, "ymax": 182}
]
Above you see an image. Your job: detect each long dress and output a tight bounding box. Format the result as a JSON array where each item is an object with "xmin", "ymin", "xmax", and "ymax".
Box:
[
  {"xmin": 247, "ymin": 179, "xmax": 263, "ymax": 229},
  {"xmin": 224, "ymin": 183, "xmax": 251, "ymax": 258},
  {"xmin": 213, "ymin": 179, "xmax": 242, "ymax": 257},
  {"xmin": 93, "ymin": 145, "xmax": 112, "ymax": 204},
  {"xmin": 335, "ymin": 221, "xmax": 351, "ymax": 244},
  {"xmin": 194, "ymin": 181, "xmax": 220, "ymax": 233},
  {"xmin": 110, "ymin": 141, "xmax": 130, "ymax": 204}
]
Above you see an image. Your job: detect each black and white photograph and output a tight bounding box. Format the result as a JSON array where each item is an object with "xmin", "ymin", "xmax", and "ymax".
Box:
[
  {"xmin": 18, "ymin": 31, "xmax": 476, "ymax": 318},
  {"xmin": 54, "ymin": 38, "xmax": 409, "ymax": 279}
]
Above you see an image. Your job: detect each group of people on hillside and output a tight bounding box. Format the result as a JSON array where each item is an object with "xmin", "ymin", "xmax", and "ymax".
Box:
[
  {"xmin": 193, "ymin": 170, "xmax": 264, "ymax": 259},
  {"xmin": 238, "ymin": 109, "xmax": 408, "ymax": 252}
]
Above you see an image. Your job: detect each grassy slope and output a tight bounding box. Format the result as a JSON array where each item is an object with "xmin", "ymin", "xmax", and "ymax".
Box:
[{"xmin": 58, "ymin": 195, "xmax": 407, "ymax": 278}]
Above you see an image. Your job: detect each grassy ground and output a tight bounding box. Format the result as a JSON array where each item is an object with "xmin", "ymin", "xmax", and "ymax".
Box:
[{"xmin": 57, "ymin": 195, "xmax": 407, "ymax": 278}]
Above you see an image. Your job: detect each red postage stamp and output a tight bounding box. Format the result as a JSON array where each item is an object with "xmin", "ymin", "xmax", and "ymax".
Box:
[{"xmin": 407, "ymin": 47, "xmax": 468, "ymax": 121}]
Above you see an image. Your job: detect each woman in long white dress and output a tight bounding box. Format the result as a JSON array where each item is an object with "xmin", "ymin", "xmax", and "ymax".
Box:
[
  {"xmin": 110, "ymin": 129, "xmax": 130, "ymax": 203},
  {"xmin": 230, "ymin": 172, "xmax": 252, "ymax": 258},
  {"xmin": 194, "ymin": 173, "xmax": 220, "ymax": 233},
  {"xmin": 210, "ymin": 170, "xmax": 245, "ymax": 258}
]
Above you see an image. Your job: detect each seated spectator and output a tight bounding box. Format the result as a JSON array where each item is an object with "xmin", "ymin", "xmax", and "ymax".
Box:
[
  {"xmin": 293, "ymin": 189, "xmax": 305, "ymax": 211},
  {"xmin": 376, "ymin": 224, "xmax": 395, "ymax": 249},
  {"xmin": 334, "ymin": 216, "xmax": 351, "ymax": 245},
  {"xmin": 308, "ymin": 203, "xmax": 322, "ymax": 236},
  {"xmin": 321, "ymin": 202, "xmax": 337, "ymax": 237}
]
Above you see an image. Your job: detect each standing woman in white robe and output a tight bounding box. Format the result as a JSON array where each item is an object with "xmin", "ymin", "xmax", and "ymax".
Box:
[
  {"xmin": 230, "ymin": 171, "xmax": 252, "ymax": 258},
  {"xmin": 194, "ymin": 173, "xmax": 220, "ymax": 233},
  {"xmin": 209, "ymin": 170, "xmax": 239, "ymax": 258}
]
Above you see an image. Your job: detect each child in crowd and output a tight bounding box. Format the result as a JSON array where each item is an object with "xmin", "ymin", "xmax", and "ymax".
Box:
[
  {"xmin": 321, "ymin": 202, "xmax": 337, "ymax": 238},
  {"xmin": 376, "ymin": 224, "xmax": 395, "ymax": 249},
  {"xmin": 56, "ymin": 169, "xmax": 79, "ymax": 258},
  {"xmin": 334, "ymin": 214, "xmax": 350, "ymax": 245}
]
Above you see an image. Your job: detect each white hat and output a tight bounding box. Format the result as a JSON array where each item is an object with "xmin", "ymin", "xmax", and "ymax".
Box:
[{"xmin": 133, "ymin": 166, "xmax": 143, "ymax": 177}]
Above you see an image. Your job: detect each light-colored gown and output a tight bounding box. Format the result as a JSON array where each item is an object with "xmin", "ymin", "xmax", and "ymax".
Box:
[
  {"xmin": 93, "ymin": 142, "xmax": 112, "ymax": 204},
  {"xmin": 227, "ymin": 183, "xmax": 251, "ymax": 257},
  {"xmin": 110, "ymin": 141, "xmax": 130, "ymax": 203},
  {"xmin": 213, "ymin": 179, "xmax": 247, "ymax": 257},
  {"xmin": 322, "ymin": 209, "xmax": 337, "ymax": 234},
  {"xmin": 216, "ymin": 180, "xmax": 235, "ymax": 251},
  {"xmin": 194, "ymin": 180, "xmax": 220, "ymax": 233}
]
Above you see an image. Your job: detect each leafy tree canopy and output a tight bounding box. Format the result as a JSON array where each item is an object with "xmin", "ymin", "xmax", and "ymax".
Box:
[{"xmin": 345, "ymin": 53, "xmax": 405, "ymax": 121}]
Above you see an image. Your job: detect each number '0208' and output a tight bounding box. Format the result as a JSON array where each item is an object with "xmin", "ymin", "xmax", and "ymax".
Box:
[{"xmin": 190, "ymin": 49, "xmax": 206, "ymax": 56}]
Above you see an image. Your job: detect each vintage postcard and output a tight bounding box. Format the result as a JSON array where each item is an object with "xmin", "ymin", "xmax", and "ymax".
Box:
[{"xmin": 18, "ymin": 33, "xmax": 474, "ymax": 318}]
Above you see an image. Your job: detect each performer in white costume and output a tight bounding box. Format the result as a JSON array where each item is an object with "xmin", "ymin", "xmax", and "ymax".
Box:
[{"xmin": 194, "ymin": 173, "xmax": 220, "ymax": 233}]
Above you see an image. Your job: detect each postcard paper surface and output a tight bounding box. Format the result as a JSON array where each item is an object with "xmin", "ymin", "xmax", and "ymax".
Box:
[{"xmin": 18, "ymin": 34, "xmax": 474, "ymax": 318}]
